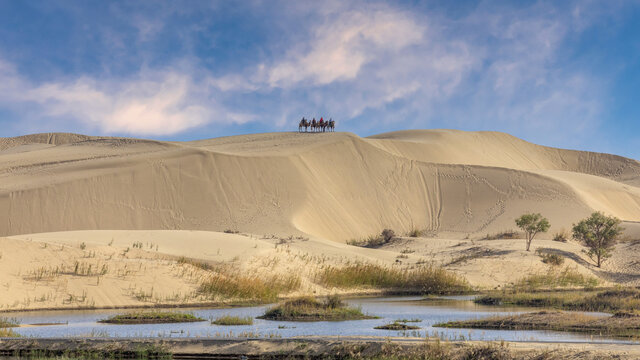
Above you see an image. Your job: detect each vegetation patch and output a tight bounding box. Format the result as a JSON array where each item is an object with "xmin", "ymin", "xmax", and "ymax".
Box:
[
  {"xmin": 513, "ymin": 267, "xmax": 598, "ymax": 290},
  {"xmin": 99, "ymin": 311, "xmax": 205, "ymax": 324},
  {"xmin": 0, "ymin": 317, "xmax": 19, "ymax": 328},
  {"xmin": 374, "ymin": 322, "xmax": 420, "ymax": 330},
  {"xmin": 258, "ymin": 296, "xmax": 376, "ymax": 321},
  {"xmin": 476, "ymin": 288, "xmax": 640, "ymax": 313},
  {"xmin": 536, "ymin": 250, "xmax": 564, "ymax": 266},
  {"xmin": 317, "ymin": 263, "xmax": 470, "ymax": 294},
  {"xmin": 483, "ymin": 230, "xmax": 519, "ymax": 240},
  {"xmin": 347, "ymin": 229, "xmax": 396, "ymax": 248},
  {"xmin": 211, "ymin": 315, "xmax": 253, "ymax": 326},
  {"xmin": 182, "ymin": 258, "xmax": 301, "ymax": 302},
  {"xmin": 435, "ymin": 310, "xmax": 640, "ymax": 338}
]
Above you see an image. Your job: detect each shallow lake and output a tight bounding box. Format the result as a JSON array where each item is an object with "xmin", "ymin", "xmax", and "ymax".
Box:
[{"xmin": 8, "ymin": 296, "xmax": 635, "ymax": 344}]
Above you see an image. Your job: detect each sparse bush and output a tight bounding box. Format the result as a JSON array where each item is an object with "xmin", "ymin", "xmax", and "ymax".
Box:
[
  {"xmin": 535, "ymin": 249, "xmax": 565, "ymax": 266},
  {"xmin": 381, "ymin": 229, "xmax": 395, "ymax": 242},
  {"xmin": 223, "ymin": 229, "xmax": 239, "ymax": 234},
  {"xmin": 79, "ymin": 242, "xmax": 86, "ymax": 250},
  {"xmin": 553, "ymin": 230, "xmax": 569, "ymax": 242},
  {"xmin": 407, "ymin": 229, "xmax": 423, "ymax": 237},
  {"xmin": 540, "ymin": 253, "xmax": 564, "ymax": 266},
  {"xmin": 347, "ymin": 229, "xmax": 397, "ymax": 248}
]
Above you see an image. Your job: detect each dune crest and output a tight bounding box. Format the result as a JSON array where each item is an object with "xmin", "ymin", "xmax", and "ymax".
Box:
[{"xmin": 0, "ymin": 130, "xmax": 638, "ymax": 241}]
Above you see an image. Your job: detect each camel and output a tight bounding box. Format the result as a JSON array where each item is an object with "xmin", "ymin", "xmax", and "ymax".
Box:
[{"xmin": 298, "ymin": 118, "xmax": 309, "ymax": 132}]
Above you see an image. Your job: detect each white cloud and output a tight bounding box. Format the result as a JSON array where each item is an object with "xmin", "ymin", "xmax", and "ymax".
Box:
[
  {"xmin": 267, "ymin": 7, "xmax": 425, "ymax": 87},
  {"xmin": 0, "ymin": 60, "xmax": 252, "ymax": 136}
]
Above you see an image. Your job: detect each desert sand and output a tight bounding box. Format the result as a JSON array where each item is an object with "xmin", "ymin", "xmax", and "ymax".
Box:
[{"xmin": 0, "ymin": 130, "xmax": 639, "ymax": 311}]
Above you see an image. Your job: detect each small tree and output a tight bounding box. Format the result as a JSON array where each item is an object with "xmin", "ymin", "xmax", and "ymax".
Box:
[
  {"xmin": 572, "ymin": 212, "xmax": 622, "ymax": 268},
  {"xmin": 515, "ymin": 213, "xmax": 550, "ymax": 251}
]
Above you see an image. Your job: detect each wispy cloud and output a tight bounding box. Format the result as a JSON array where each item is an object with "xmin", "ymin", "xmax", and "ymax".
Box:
[{"xmin": 0, "ymin": 59, "xmax": 251, "ymax": 136}]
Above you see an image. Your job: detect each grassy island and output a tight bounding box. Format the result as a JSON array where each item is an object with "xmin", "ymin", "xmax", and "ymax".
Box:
[
  {"xmin": 98, "ymin": 311, "xmax": 205, "ymax": 324},
  {"xmin": 374, "ymin": 322, "xmax": 421, "ymax": 330},
  {"xmin": 258, "ymin": 296, "xmax": 377, "ymax": 321},
  {"xmin": 434, "ymin": 310, "xmax": 640, "ymax": 338},
  {"xmin": 211, "ymin": 315, "xmax": 254, "ymax": 326}
]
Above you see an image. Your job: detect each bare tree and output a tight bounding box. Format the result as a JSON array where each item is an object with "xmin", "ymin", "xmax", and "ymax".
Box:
[
  {"xmin": 572, "ymin": 212, "xmax": 622, "ymax": 268},
  {"xmin": 515, "ymin": 213, "xmax": 550, "ymax": 251}
]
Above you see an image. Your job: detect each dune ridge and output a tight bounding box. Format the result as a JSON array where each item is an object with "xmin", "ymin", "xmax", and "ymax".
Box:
[{"xmin": 0, "ymin": 130, "xmax": 638, "ymax": 241}]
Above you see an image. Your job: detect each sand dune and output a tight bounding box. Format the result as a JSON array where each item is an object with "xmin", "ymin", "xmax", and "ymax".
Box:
[
  {"xmin": 0, "ymin": 130, "xmax": 638, "ymax": 241},
  {"xmin": 1, "ymin": 129, "xmax": 640, "ymax": 310}
]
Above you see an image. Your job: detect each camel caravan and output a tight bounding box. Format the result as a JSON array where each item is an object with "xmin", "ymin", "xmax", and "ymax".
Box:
[{"xmin": 298, "ymin": 117, "xmax": 335, "ymax": 132}]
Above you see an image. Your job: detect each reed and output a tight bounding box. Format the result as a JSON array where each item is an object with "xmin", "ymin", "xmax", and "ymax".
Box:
[{"xmin": 317, "ymin": 263, "xmax": 470, "ymax": 294}]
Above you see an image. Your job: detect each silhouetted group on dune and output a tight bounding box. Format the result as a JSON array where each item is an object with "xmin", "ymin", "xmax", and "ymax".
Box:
[{"xmin": 298, "ymin": 117, "xmax": 335, "ymax": 132}]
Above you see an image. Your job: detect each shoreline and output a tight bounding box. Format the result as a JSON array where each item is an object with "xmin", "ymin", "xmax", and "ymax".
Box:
[{"xmin": 1, "ymin": 337, "xmax": 639, "ymax": 359}]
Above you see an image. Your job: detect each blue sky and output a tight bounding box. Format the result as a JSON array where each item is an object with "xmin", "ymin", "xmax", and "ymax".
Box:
[{"xmin": 1, "ymin": 1, "xmax": 639, "ymax": 159}]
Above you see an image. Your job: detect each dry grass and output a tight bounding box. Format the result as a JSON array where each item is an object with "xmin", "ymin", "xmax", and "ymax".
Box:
[
  {"xmin": 512, "ymin": 267, "xmax": 598, "ymax": 291},
  {"xmin": 317, "ymin": 263, "xmax": 470, "ymax": 294},
  {"xmin": 176, "ymin": 257, "xmax": 301, "ymax": 302},
  {"xmin": 198, "ymin": 271, "xmax": 300, "ymax": 302},
  {"xmin": 476, "ymin": 288, "xmax": 640, "ymax": 314},
  {"xmin": 435, "ymin": 310, "xmax": 640, "ymax": 338}
]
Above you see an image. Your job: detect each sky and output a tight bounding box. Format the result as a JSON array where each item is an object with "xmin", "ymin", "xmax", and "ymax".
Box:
[{"xmin": 0, "ymin": 0, "xmax": 639, "ymax": 159}]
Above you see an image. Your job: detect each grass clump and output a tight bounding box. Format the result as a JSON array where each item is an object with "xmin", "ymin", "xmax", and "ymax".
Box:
[
  {"xmin": 535, "ymin": 249, "xmax": 565, "ymax": 266},
  {"xmin": 317, "ymin": 263, "xmax": 470, "ymax": 294},
  {"xmin": 98, "ymin": 311, "xmax": 205, "ymax": 324},
  {"xmin": 211, "ymin": 315, "xmax": 253, "ymax": 326},
  {"xmin": 258, "ymin": 296, "xmax": 376, "ymax": 321},
  {"xmin": 553, "ymin": 230, "xmax": 569, "ymax": 242},
  {"xmin": 435, "ymin": 310, "xmax": 640, "ymax": 338}
]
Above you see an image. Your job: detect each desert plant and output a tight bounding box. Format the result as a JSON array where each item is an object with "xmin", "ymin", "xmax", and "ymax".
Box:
[
  {"xmin": 407, "ymin": 228, "xmax": 423, "ymax": 237},
  {"xmin": 79, "ymin": 242, "xmax": 86, "ymax": 250},
  {"xmin": 553, "ymin": 229, "xmax": 569, "ymax": 242},
  {"xmin": 572, "ymin": 212, "xmax": 623, "ymax": 267},
  {"xmin": 381, "ymin": 228, "xmax": 395, "ymax": 242},
  {"xmin": 538, "ymin": 252, "xmax": 564, "ymax": 266},
  {"xmin": 515, "ymin": 213, "xmax": 550, "ymax": 251}
]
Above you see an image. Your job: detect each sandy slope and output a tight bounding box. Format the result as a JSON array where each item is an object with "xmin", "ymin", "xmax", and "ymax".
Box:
[
  {"xmin": 1, "ymin": 130, "xmax": 640, "ymax": 311},
  {"xmin": 0, "ymin": 130, "xmax": 639, "ymax": 241}
]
